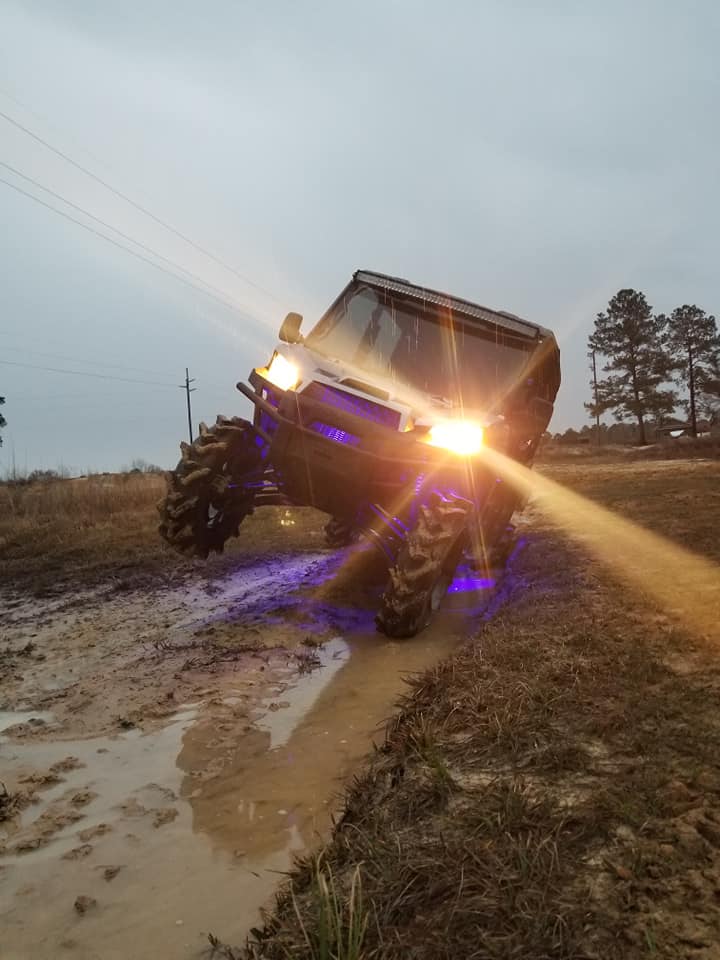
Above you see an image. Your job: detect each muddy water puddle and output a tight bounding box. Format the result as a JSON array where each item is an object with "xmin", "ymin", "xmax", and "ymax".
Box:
[
  {"xmin": 0, "ymin": 710, "xmax": 56, "ymax": 736},
  {"xmin": 1, "ymin": 555, "xmax": 498, "ymax": 959}
]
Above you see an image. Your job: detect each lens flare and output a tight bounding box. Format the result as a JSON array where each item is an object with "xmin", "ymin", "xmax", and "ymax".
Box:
[
  {"xmin": 262, "ymin": 352, "xmax": 300, "ymax": 392},
  {"xmin": 481, "ymin": 447, "xmax": 720, "ymax": 643},
  {"xmin": 423, "ymin": 421, "xmax": 484, "ymax": 456}
]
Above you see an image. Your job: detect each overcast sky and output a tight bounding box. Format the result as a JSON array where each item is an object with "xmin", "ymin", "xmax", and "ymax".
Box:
[{"xmin": 1, "ymin": 0, "xmax": 718, "ymax": 473}]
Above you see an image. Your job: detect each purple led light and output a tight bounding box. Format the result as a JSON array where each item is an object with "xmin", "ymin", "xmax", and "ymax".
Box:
[
  {"xmin": 302, "ymin": 382, "xmax": 401, "ymax": 429},
  {"xmin": 447, "ymin": 576, "xmax": 496, "ymax": 594},
  {"xmin": 309, "ymin": 421, "xmax": 360, "ymax": 446}
]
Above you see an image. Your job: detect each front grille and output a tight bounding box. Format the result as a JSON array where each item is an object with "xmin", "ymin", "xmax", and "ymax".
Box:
[
  {"xmin": 302, "ymin": 382, "xmax": 401, "ymax": 430},
  {"xmin": 308, "ymin": 421, "xmax": 360, "ymax": 446}
]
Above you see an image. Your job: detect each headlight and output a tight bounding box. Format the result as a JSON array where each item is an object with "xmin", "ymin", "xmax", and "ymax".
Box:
[
  {"xmin": 422, "ymin": 421, "xmax": 484, "ymax": 456},
  {"xmin": 263, "ymin": 352, "xmax": 300, "ymax": 392}
]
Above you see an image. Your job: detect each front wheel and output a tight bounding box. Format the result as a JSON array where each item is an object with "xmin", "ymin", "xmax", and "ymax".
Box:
[
  {"xmin": 158, "ymin": 416, "xmax": 261, "ymax": 559},
  {"xmin": 323, "ymin": 516, "xmax": 358, "ymax": 548},
  {"xmin": 376, "ymin": 492, "xmax": 471, "ymax": 638}
]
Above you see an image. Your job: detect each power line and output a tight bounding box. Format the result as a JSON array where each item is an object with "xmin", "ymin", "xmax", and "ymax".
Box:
[
  {"xmin": 14, "ymin": 390, "xmax": 182, "ymax": 403},
  {"xmin": 0, "ymin": 107, "xmax": 281, "ymax": 304},
  {"xmin": 2, "ymin": 344, "xmax": 177, "ymax": 380},
  {"xmin": 0, "ymin": 339, "xmax": 257, "ymax": 397},
  {"xmin": 0, "ymin": 328, "xmax": 185, "ymax": 377},
  {"xmin": 0, "ymin": 159, "xmax": 255, "ymax": 309},
  {"xmin": 0, "ymin": 358, "xmax": 180, "ymax": 388},
  {"xmin": 0, "ymin": 87, "xmax": 130, "ymax": 183},
  {"xmin": 0, "ymin": 175, "xmax": 259, "ymax": 320}
]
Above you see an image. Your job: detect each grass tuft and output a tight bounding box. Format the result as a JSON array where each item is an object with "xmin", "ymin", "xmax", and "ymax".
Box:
[{"xmin": 289, "ymin": 858, "xmax": 367, "ymax": 960}]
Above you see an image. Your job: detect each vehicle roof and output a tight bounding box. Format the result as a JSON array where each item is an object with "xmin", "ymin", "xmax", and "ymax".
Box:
[{"xmin": 353, "ymin": 269, "xmax": 555, "ymax": 342}]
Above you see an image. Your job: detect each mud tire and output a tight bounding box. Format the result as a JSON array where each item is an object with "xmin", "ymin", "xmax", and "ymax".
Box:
[
  {"xmin": 484, "ymin": 523, "xmax": 516, "ymax": 568},
  {"xmin": 323, "ymin": 517, "xmax": 357, "ymax": 548},
  {"xmin": 376, "ymin": 492, "xmax": 471, "ymax": 638},
  {"xmin": 158, "ymin": 416, "xmax": 261, "ymax": 559}
]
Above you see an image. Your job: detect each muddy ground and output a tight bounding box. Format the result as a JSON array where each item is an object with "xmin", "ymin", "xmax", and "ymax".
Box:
[
  {"xmin": 249, "ymin": 458, "xmax": 720, "ymax": 960},
  {"xmin": 1, "ymin": 459, "xmax": 719, "ymax": 959},
  {"xmin": 1, "ymin": 502, "xmax": 491, "ymax": 959}
]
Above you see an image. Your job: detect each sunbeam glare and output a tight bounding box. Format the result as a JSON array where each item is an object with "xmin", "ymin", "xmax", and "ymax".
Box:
[{"xmin": 482, "ymin": 447, "xmax": 720, "ymax": 643}]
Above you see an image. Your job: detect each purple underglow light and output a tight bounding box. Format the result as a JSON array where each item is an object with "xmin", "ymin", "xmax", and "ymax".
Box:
[
  {"xmin": 309, "ymin": 421, "xmax": 361, "ymax": 446},
  {"xmin": 447, "ymin": 576, "xmax": 496, "ymax": 594},
  {"xmin": 506, "ymin": 536, "xmax": 528, "ymax": 566},
  {"xmin": 303, "ymin": 382, "xmax": 401, "ymax": 429}
]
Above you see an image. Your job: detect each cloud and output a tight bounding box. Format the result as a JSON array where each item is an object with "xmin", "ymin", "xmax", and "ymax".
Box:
[{"xmin": 1, "ymin": 0, "xmax": 718, "ymax": 470}]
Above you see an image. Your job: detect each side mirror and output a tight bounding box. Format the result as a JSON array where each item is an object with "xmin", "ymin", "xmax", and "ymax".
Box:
[{"xmin": 279, "ymin": 312, "xmax": 303, "ymax": 344}]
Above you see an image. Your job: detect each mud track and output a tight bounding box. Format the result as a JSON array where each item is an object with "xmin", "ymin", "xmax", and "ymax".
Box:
[{"xmin": 0, "ymin": 538, "xmax": 503, "ymax": 959}]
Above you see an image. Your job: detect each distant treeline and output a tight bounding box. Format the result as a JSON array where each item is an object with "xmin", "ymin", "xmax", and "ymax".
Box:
[
  {"xmin": 587, "ymin": 291, "xmax": 719, "ymax": 444},
  {"xmin": 550, "ymin": 421, "xmax": 716, "ymax": 446},
  {"xmin": 1, "ymin": 459, "xmax": 164, "ymax": 485}
]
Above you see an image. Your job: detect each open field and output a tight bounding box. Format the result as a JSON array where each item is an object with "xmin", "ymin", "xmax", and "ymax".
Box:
[
  {"xmin": 0, "ymin": 473, "xmax": 326, "ymax": 594},
  {"xmin": 537, "ymin": 436, "xmax": 720, "ymax": 464},
  {"xmin": 1, "ymin": 458, "xmax": 719, "ymax": 959}
]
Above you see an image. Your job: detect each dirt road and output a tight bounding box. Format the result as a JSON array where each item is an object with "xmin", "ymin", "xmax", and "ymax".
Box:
[{"xmin": 1, "ymin": 539, "xmax": 496, "ymax": 959}]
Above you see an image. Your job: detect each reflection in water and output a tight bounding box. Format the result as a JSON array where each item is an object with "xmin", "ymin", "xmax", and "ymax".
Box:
[{"xmin": 176, "ymin": 624, "xmax": 464, "ymax": 867}]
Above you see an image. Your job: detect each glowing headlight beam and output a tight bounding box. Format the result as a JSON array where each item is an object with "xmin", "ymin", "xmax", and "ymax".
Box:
[
  {"xmin": 263, "ymin": 353, "xmax": 300, "ymax": 392},
  {"xmin": 423, "ymin": 421, "xmax": 484, "ymax": 456},
  {"xmin": 482, "ymin": 447, "xmax": 720, "ymax": 644}
]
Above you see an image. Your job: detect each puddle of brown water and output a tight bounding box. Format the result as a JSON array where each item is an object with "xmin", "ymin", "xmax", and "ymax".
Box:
[
  {"xmin": 1, "ymin": 581, "xmax": 492, "ymax": 959},
  {"xmin": 178, "ymin": 627, "xmax": 463, "ymax": 865},
  {"xmin": 1, "ymin": 708, "xmax": 264, "ymax": 960},
  {"xmin": 0, "ymin": 709, "xmax": 56, "ymax": 735}
]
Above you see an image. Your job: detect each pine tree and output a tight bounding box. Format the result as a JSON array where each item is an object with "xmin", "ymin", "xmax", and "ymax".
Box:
[
  {"xmin": 662, "ymin": 305, "xmax": 719, "ymax": 436},
  {"xmin": 587, "ymin": 289, "xmax": 676, "ymax": 445},
  {"xmin": 697, "ymin": 351, "xmax": 720, "ymax": 425}
]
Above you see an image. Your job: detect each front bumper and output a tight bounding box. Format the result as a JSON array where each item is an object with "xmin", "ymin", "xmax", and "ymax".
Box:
[{"xmin": 238, "ymin": 374, "xmax": 488, "ymax": 517}]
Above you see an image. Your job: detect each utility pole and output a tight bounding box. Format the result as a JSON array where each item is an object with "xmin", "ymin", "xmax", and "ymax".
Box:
[
  {"xmin": 179, "ymin": 368, "xmax": 196, "ymax": 443},
  {"xmin": 688, "ymin": 342, "xmax": 698, "ymax": 438},
  {"xmin": 590, "ymin": 349, "xmax": 601, "ymax": 445}
]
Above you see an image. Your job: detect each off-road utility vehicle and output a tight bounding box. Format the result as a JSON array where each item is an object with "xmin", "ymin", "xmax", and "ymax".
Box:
[{"xmin": 159, "ymin": 270, "xmax": 560, "ymax": 637}]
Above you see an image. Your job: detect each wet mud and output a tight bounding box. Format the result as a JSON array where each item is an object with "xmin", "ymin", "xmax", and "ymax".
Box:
[{"xmin": 1, "ymin": 543, "xmax": 501, "ymax": 959}]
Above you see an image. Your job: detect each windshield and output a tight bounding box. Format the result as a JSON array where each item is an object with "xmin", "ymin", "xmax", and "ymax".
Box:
[{"xmin": 305, "ymin": 286, "xmax": 533, "ymax": 410}]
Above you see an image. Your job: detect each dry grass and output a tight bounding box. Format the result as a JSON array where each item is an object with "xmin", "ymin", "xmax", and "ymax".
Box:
[
  {"xmin": 0, "ymin": 474, "xmax": 326, "ymax": 595},
  {"xmin": 1, "ymin": 473, "xmax": 165, "ymax": 539},
  {"xmin": 538, "ymin": 435, "xmax": 720, "ymax": 464},
  {"xmin": 290, "ymin": 858, "xmax": 368, "ymax": 960},
  {"xmin": 541, "ymin": 459, "xmax": 720, "ymax": 560},
  {"xmin": 247, "ymin": 459, "xmax": 720, "ymax": 959}
]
